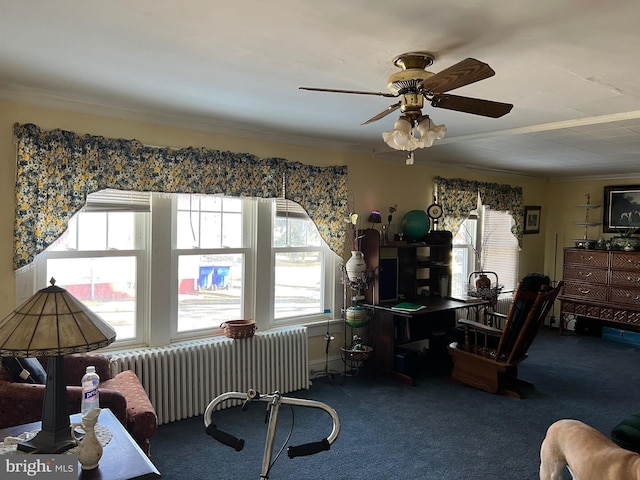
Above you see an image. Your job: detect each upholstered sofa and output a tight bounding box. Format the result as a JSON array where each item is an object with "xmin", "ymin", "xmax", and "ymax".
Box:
[{"xmin": 0, "ymin": 353, "xmax": 157, "ymax": 456}]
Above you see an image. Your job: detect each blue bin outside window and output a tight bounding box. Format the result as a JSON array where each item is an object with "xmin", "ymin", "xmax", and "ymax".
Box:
[{"xmin": 198, "ymin": 265, "xmax": 231, "ymax": 290}]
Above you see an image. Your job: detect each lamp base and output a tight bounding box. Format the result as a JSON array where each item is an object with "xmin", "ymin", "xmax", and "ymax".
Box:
[
  {"xmin": 16, "ymin": 355, "xmax": 75, "ymax": 453},
  {"xmin": 17, "ymin": 428, "xmax": 76, "ymax": 453}
]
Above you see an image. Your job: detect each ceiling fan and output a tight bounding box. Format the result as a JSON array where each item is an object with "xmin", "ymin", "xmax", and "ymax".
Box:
[{"xmin": 299, "ymin": 52, "xmax": 513, "ymax": 159}]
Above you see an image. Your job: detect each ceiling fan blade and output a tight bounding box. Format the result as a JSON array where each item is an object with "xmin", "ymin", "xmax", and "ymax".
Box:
[
  {"xmin": 420, "ymin": 58, "xmax": 495, "ymax": 94},
  {"xmin": 361, "ymin": 102, "xmax": 401, "ymax": 125},
  {"xmin": 431, "ymin": 94, "xmax": 513, "ymax": 118},
  {"xmin": 299, "ymin": 87, "xmax": 397, "ymax": 98}
]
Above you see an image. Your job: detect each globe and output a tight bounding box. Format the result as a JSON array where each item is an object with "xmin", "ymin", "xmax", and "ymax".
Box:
[{"xmin": 401, "ymin": 210, "xmax": 430, "ymax": 242}]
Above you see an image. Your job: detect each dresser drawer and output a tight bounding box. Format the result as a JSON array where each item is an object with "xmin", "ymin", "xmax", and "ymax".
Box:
[
  {"xmin": 610, "ymin": 287, "xmax": 640, "ymax": 307},
  {"xmin": 611, "ymin": 252, "xmax": 640, "ymax": 271},
  {"xmin": 610, "ymin": 270, "xmax": 640, "ymax": 288},
  {"xmin": 562, "ymin": 281, "xmax": 608, "ymax": 302},
  {"xmin": 563, "ymin": 266, "xmax": 608, "ymax": 285},
  {"xmin": 564, "ymin": 249, "xmax": 609, "ymax": 268}
]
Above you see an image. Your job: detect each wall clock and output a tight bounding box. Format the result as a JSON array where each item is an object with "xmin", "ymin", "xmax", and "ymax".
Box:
[{"xmin": 427, "ymin": 203, "xmax": 443, "ymax": 220}]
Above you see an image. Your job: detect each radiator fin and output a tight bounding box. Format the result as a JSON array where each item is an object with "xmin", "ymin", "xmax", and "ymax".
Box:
[{"xmin": 109, "ymin": 326, "xmax": 308, "ymax": 424}]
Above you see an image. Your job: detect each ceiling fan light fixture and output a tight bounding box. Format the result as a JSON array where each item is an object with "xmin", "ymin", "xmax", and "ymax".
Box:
[
  {"xmin": 382, "ymin": 117, "xmax": 419, "ymax": 151},
  {"xmin": 383, "ymin": 115, "xmax": 446, "ymax": 152},
  {"xmin": 416, "ymin": 117, "xmax": 446, "ymax": 148}
]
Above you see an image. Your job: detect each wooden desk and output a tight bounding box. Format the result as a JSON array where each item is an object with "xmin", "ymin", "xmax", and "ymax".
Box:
[
  {"xmin": 364, "ymin": 297, "xmax": 488, "ymax": 385},
  {"xmin": 0, "ymin": 408, "xmax": 161, "ymax": 480}
]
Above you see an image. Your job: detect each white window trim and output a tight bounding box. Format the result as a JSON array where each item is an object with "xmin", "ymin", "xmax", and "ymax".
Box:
[{"xmin": 17, "ymin": 193, "xmax": 342, "ymax": 350}]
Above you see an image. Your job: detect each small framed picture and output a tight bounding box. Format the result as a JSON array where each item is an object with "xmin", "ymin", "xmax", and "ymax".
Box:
[{"xmin": 524, "ymin": 206, "xmax": 541, "ymax": 234}]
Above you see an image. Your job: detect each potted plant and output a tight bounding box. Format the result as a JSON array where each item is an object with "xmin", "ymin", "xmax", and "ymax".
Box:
[
  {"xmin": 458, "ymin": 222, "xmax": 497, "ymax": 290},
  {"xmin": 611, "ymin": 226, "xmax": 640, "ymax": 250}
]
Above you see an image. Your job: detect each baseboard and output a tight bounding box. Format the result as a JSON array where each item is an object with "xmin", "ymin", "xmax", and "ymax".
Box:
[{"xmin": 309, "ymin": 355, "xmax": 343, "ymax": 378}]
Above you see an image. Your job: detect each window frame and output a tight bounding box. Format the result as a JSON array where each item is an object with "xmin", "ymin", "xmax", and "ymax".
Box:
[
  {"xmin": 451, "ymin": 207, "xmax": 519, "ymax": 296},
  {"xmin": 271, "ymin": 199, "xmax": 334, "ymax": 324},
  {"xmin": 20, "ymin": 192, "xmax": 339, "ymax": 349},
  {"xmin": 452, "ymin": 215, "xmax": 478, "ymax": 297},
  {"xmin": 170, "ymin": 195, "xmax": 253, "ymax": 341},
  {"xmin": 31, "ymin": 208, "xmax": 151, "ymax": 349}
]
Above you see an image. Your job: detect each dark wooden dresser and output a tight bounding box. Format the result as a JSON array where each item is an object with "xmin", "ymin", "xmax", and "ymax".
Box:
[{"xmin": 559, "ymin": 247, "xmax": 640, "ymax": 334}]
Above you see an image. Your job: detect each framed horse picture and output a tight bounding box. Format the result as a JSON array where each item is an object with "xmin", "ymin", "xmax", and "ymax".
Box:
[{"xmin": 603, "ymin": 185, "xmax": 640, "ymax": 233}]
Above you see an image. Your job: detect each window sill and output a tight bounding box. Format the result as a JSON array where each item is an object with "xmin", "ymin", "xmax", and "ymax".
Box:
[{"xmin": 302, "ymin": 318, "xmax": 343, "ymax": 337}]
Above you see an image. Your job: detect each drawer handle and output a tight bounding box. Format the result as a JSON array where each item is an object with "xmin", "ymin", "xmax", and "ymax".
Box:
[
  {"xmin": 627, "ymin": 259, "xmax": 640, "ymax": 268},
  {"xmin": 579, "ymin": 289, "xmax": 590, "ymax": 294},
  {"xmin": 581, "ymin": 255, "xmax": 594, "ymax": 261},
  {"xmin": 580, "ymin": 272, "xmax": 592, "ymax": 278}
]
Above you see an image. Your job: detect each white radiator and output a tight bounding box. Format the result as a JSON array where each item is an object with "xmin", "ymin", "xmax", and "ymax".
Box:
[
  {"xmin": 109, "ymin": 326, "xmax": 309, "ymax": 425},
  {"xmin": 496, "ymin": 295, "xmax": 513, "ymax": 315}
]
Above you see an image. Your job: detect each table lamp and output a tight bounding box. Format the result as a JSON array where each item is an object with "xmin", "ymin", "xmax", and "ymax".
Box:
[
  {"xmin": 0, "ymin": 278, "xmax": 116, "ymax": 453},
  {"xmin": 368, "ymin": 210, "xmax": 382, "ymax": 227}
]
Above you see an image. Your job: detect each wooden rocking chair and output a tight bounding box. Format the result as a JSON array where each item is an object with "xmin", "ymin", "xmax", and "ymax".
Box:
[{"xmin": 447, "ymin": 274, "xmax": 563, "ymax": 398}]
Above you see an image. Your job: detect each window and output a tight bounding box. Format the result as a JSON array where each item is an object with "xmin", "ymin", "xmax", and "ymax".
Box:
[
  {"xmin": 40, "ymin": 190, "xmax": 150, "ymax": 345},
  {"xmin": 273, "ymin": 200, "xmax": 326, "ymax": 319},
  {"xmin": 452, "ymin": 206, "xmax": 519, "ymax": 296},
  {"xmin": 24, "ymin": 191, "xmax": 336, "ymax": 347},
  {"xmin": 481, "ymin": 208, "xmax": 519, "ymax": 291},
  {"xmin": 451, "ymin": 216, "xmax": 478, "ymax": 297},
  {"xmin": 175, "ymin": 196, "xmax": 247, "ymax": 333}
]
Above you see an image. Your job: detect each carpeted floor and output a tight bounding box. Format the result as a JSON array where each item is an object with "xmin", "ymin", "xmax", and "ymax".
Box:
[{"xmin": 151, "ymin": 328, "xmax": 640, "ymax": 479}]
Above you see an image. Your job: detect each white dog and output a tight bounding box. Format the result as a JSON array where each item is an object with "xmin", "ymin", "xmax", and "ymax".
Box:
[{"xmin": 540, "ymin": 419, "xmax": 640, "ymax": 480}]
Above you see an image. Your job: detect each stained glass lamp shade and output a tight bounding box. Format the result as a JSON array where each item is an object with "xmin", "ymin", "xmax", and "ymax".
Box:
[{"xmin": 0, "ymin": 278, "xmax": 116, "ymax": 453}]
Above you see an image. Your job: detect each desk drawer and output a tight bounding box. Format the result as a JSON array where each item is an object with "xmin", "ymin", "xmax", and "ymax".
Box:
[
  {"xmin": 565, "ymin": 249, "xmax": 609, "ymax": 268},
  {"xmin": 563, "ymin": 266, "xmax": 608, "ymax": 284},
  {"xmin": 612, "ymin": 252, "xmax": 640, "ymax": 271},
  {"xmin": 562, "ymin": 282, "xmax": 607, "ymax": 302}
]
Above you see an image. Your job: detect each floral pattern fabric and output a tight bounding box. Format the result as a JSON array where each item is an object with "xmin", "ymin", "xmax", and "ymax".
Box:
[
  {"xmin": 435, "ymin": 175, "xmax": 524, "ymax": 246},
  {"xmin": 435, "ymin": 176, "xmax": 479, "ymax": 236},
  {"xmin": 478, "ymin": 181, "xmax": 524, "ymax": 243},
  {"xmin": 12, "ymin": 123, "xmax": 348, "ymax": 270}
]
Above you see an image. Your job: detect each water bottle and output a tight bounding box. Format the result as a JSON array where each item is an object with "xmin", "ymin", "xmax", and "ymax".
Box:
[{"xmin": 81, "ymin": 365, "xmax": 100, "ymax": 417}]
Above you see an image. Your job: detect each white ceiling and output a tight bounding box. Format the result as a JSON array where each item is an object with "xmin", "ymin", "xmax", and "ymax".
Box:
[{"xmin": 2, "ymin": 1, "xmax": 640, "ymax": 179}]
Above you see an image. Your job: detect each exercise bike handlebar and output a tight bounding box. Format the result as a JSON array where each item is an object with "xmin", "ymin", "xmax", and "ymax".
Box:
[{"xmin": 204, "ymin": 389, "xmax": 340, "ymax": 458}]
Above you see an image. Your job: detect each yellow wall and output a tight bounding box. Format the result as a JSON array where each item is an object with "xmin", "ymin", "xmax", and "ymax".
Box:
[
  {"xmin": 5, "ymin": 98, "xmax": 627, "ymax": 364},
  {"xmin": 544, "ymin": 178, "xmax": 640, "ymax": 284}
]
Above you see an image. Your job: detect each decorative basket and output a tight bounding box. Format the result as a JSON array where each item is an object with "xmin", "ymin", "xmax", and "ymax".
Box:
[
  {"xmin": 220, "ymin": 319, "xmax": 256, "ymax": 339},
  {"xmin": 341, "ymin": 345, "xmax": 373, "ymax": 364}
]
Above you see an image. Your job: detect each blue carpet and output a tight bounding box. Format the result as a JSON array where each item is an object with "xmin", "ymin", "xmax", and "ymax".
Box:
[{"xmin": 151, "ymin": 328, "xmax": 640, "ymax": 479}]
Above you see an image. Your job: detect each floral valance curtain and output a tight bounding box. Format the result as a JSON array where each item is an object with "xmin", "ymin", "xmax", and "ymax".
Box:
[
  {"xmin": 434, "ymin": 176, "xmax": 524, "ymax": 246},
  {"xmin": 12, "ymin": 123, "xmax": 348, "ymax": 270},
  {"xmin": 478, "ymin": 181, "xmax": 524, "ymax": 244},
  {"xmin": 434, "ymin": 176, "xmax": 479, "ymax": 236}
]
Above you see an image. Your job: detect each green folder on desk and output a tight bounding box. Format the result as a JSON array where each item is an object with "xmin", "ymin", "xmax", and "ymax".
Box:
[{"xmin": 391, "ymin": 302, "xmax": 426, "ymax": 312}]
